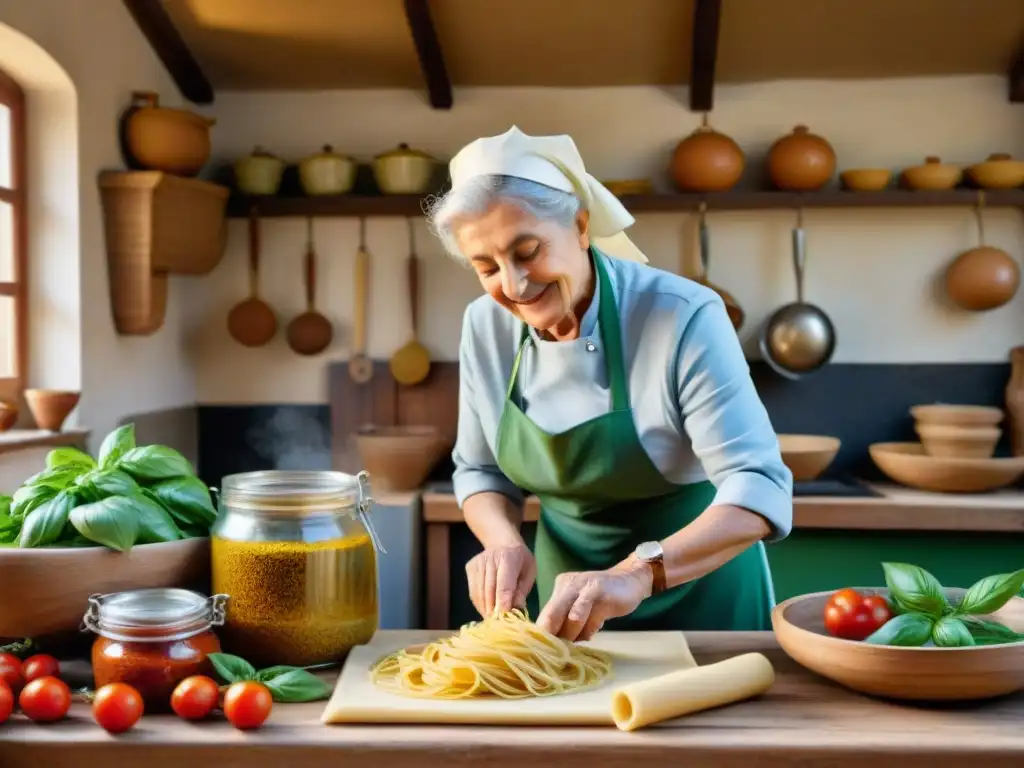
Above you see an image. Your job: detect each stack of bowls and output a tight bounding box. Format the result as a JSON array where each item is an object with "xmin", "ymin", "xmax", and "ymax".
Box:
[{"xmin": 911, "ymin": 404, "xmax": 1004, "ymax": 459}]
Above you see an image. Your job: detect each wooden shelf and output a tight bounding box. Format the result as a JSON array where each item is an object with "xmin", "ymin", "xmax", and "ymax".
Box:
[
  {"xmin": 0, "ymin": 428, "xmax": 89, "ymax": 456},
  {"xmin": 227, "ymin": 188, "xmax": 1024, "ymax": 219}
]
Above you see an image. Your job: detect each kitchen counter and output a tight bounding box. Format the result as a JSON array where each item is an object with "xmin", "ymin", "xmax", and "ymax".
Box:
[{"xmin": 3, "ymin": 632, "xmax": 1022, "ymax": 768}]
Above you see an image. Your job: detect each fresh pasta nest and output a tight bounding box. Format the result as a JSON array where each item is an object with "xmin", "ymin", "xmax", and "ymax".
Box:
[{"xmin": 369, "ymin": 608, "xmax": 614, "ymax": 699}]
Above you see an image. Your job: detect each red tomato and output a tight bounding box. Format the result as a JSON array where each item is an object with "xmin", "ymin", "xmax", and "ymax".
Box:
[
  {"xmin": 93, "ymin": 683, "xmax": 144, "ymax": 734},
  {"xmin": 171, "ymin": 675, "xmax": 219, "ymax": 721},
  {"xmin": 222, "ymin": 681, "xmax": 272, "ymax": 731},
  {"xmin": 21, "ymin": 654, "xmax": 60, "ymax": 683},
  {"xmin": 18, "ymin": 676, "xmax": 71, "ymax": 723},
  {"xmin": 823, "ymin": 588, "xmax": 893, "ymax": 641},
  {"xmin": 0, "ymin": 653, "xmax": 24, "ymax": 696},
  {"xmin": 0, "ymin": 681, "xmax": 13, "ymax": 724}
]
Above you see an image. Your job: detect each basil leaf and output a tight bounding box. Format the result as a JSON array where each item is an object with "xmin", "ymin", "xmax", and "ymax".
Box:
[
  {"xmin": 865, "ymin": 612, "xmax": 934, "ymax": 646},
  {"xmin": 881, "ymin": 562, "xmax": 949, "ymax": 618},
  {"xmin": 255, "ymin": 665, "xmax": 300, "ymax": 681},
  {"xmin": 258, "ymin": 668, "xmax": 332, "ymax": 703},
  {"xmin": 208, "ymin": 653, "xmax": 257, "ymax": 684},
  {"xmin": 11, "ymin": 484, "xmax": 57, "ymax": 521},
  {"xmin": 961, "ymin": 617, "xmax": 1024, "ymax": 646},
  {"xmin": 148, "ymin": 475, "xmax": 217, "ymax": 528},
  {"xmin": 0, "ymin": 494, "xmax": 11, "ymax": 519},
  {"xmin": 22, "ymin": 465, "xmax": 83, "ymax": 492},
  {"xmin": 119, "ymin": 445, "xmax": 194, "ymax": 482},
  {"xmin": 931, "ymin": 616, "xmax": 975, "ymax": 648},
  {"xmin": 18, "ymin": 488, "xmax": 80, "ymax": 548},
  {"xmin": 128, "ymin": 491, "xmax": 183, "ymax": 544},
  {"xmin": 76, "ymin": 468, "xmax": 142, "ymax": 500},
  {"xmin": 955, "ymin": 569, "xmax": 1024, "ymax": 616},
  {"xmin": 69, "ymin": 496, "xmax": 140, "ymax": 551},
  {"xmin": 0, "ymin": 497, "xmax": 18, "ymax": 544},
  {"xmin": 98, "ymin": 424, "xmax": 136, "ymax": 470},
  {"xmin": 45, "ymin": 446, "xmax": 95, "ymax": 471}
]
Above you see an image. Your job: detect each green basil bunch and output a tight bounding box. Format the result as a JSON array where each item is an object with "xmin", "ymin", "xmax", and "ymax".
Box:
[
  {"xmin": 0, "ymin": 423, "xmax": 217, "ymax": 551},
  {"xmin": 866, "ymin": 562, "xmax": 1024, "ymax": 648},
  {"xmin": 208, "ymin": 652, "xmax": 334, "ymax": 704}
]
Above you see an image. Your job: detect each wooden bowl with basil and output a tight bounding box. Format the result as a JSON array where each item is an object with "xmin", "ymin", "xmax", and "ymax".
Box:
[
  {"xmin": 772, "ymin": 562, "xmax": 1024, "ymax": 701},
  {"xmin": 0, "ymin": 424, "xmax": 217, "ymax": 638}
]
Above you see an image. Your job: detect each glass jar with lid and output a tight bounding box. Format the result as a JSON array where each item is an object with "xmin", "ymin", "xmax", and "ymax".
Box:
[
  {"xmin": 210, "ymin": 469, "xmax": 384, "ymax": 668},
  {"xmin": 82, "ymin": 588, "xmax": 228, "ymax": 712}
]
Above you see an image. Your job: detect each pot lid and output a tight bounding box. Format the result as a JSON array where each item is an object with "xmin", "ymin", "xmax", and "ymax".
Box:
[
  {"xmin": 244, "ymin": 145, "xmax": 281, "ymax": 160},
  {"xmin": 304, "ymin": 144, "xmax": 354, "ymax": 162},
  {"xmin": 93, "ymin": 588, "xmax": 209, "ymax": 628},
  {"xmin": 375, "ymin": 142, "xmax": 437, "ymax": 162},
  {"xmin": 219, "ymin": 469, "xmax": 364, "ymax": 514}
]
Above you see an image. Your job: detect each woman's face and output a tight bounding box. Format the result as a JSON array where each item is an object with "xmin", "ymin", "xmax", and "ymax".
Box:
[{"xmin": 454, "ymin": 202, "xmax": 592, "ymax": 333}]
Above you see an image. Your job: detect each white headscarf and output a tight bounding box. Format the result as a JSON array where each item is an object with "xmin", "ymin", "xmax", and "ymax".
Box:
[{"xmin": 448, "ymin": 126, "xmax": 649, "ymax": 264}]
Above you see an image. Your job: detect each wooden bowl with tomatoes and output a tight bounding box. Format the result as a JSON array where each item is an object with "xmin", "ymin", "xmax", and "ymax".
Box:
[{"xmin": 772, "ymin": 587, "xmax": 1024, "ymax": 701}]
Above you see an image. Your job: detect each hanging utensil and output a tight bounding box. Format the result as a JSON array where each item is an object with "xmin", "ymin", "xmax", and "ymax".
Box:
[
  {"xmin": 348, "ymin": 217, "xmax": 374, "ymax": 383},
  {"xmin": 693, "ymin": 204, "xmax": 745, "ymax": 330},
  {"xmin": 759, "ymin": 209, "xmax": 836, "ymax": 379},
  {"xmin": 945, "ymin": 192, "xmax": 1020, "ymax": 312},
  {"xmin": 227, "ymin": 208, "xmax": 277, "ymax": 347},
  {"xmin": 286, "ymin": 217, "xmax": 333, "ymax": 356},
  {"xmin": 389, "ymin": 218, "xmax": 432, "ymax": 386}
]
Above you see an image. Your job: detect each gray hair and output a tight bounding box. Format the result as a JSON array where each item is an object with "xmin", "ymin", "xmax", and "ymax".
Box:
[{"xmin": 424, "ymin": 174, "xmax": 583, "ymax": 262}]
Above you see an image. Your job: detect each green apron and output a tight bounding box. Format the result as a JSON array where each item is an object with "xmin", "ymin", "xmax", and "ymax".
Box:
[{"xmin": 494, "ymin": 250, "xmax": 775, "ymax": 631}]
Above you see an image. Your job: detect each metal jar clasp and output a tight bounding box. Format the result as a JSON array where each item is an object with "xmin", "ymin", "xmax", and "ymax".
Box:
[{"xmin": 356, "ymin": 470, "xmax": 387, "ymax": 555}]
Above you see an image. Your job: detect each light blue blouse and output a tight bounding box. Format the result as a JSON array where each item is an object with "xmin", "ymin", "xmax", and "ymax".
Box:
[{"xmin": 452, "ymin": 252, "xmax": 794, "ymax": 542}]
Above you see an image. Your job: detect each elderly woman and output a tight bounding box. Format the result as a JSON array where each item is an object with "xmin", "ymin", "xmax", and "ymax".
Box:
[{"xmin": 425, "ymin": 127, "xmax": 793, "ymax": 641}]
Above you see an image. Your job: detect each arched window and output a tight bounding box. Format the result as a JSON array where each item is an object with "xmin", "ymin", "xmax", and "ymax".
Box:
[{"xmin": 0, "ymin": 66, "xmax": 25, "ymax": 406}]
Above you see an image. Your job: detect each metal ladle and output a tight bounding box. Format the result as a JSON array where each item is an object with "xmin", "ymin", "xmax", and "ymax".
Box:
[{"xmin": 759, "ymin": 209, "xmax": 836, "ymax": 379}]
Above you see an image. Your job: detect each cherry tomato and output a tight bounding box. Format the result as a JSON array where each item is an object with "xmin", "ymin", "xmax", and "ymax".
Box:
[
  {"xmin": 823, "ymin": 588, "xmax": 893, "ymax": 641},
  {"xmin": 0, "ymin": 681, "xmax": 13, "ymax": 724},
  {"xmin": 171, "ymin": 675, "xmax": 219, "ymax": 721},
  {"xmin": 0, "ymin": 653, "xmax": 24, "ymax": 696},
  {"xmin": 19, "ymin": 676, "xmax": 71, "ymax": 723},
  {"xmin": 222, "ymin": 681, "xmax": 272, "ymax": 730},
  {"xmin": 93, "ymin": 683, "xmax": 144, "ymax": 734},
  {"xmin": 21, "ymin": 654, "xmax": 60, "ymax": 683}
]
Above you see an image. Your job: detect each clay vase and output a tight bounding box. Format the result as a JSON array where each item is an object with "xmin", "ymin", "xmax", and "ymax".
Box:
[
  {"xmin": 120, "ymin": 91, "xmax": 215, "ymax": 177},
  {"xmin": 0, "ymin": 401, "xmax": 16, "ymax": 432},
  {"xmin": 24, "ymin": 389, "xmax": 80, "ymax": 432},
  {"xmin": 1006, "ymin": 346, "xmax": 1024, "ymax": 457},
  {"xmin": 766, "ymin": 125, "xmax": 836, "ymax": 191},
  {"xmin": 670, "ymin": 119, "xmax": 745, "ymax": 192},
  {"xmin": 945, "ymin": 246, "xmax": 1020, "ymax": 311}
]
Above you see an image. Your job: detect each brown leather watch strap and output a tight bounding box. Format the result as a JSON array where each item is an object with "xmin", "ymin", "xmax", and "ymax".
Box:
[{"xmin": 648, "ymin": 556, "xmax": 667, "ymax": 596}]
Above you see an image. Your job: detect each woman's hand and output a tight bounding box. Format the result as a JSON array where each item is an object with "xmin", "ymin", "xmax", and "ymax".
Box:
[
  {"xmin": 536, "ymin": 566, "xmax": 652, "ymax": 641},
  {"xmin": 466, "ymin": 543, "xmax": 537, "ymax": 618}
]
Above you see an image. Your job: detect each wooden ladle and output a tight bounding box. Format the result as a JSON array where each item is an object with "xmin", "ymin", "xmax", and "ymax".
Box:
[
  {"xmin": 287, "ymin": 217, "xmax": 333, "ymax": 356},
  {"xmin": 389, "ymin": 218, "xmax": 431, "ymax": 386},
  {"xmin": 227, "ymin": 209, "xmax": 277, "ymax": 347},
  {"xmin": 348, "ymin": 217, "xmax": 374, "ymax": 383}
]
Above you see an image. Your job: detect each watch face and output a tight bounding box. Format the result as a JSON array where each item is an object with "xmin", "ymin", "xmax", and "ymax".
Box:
[{"xmin": 635, "ymin": 541, "xmax": 663, "ymax": 561}]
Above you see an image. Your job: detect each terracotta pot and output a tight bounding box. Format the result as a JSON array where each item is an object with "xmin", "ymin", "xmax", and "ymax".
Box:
[
  {"xmin": 945, "ymin": 245, "xmax": 1020, "ymax": 311},
  {"xmin": 0, "ymin": 401, "xmax": 16, "ymax": 431},
  {"xmin": 900, "ymin": 156, "xmax": 962, "ymax": 191},
  {"xmin": 122, "ymin": 91, "xmax": 215, "ymax": 177},
  {"xmin": 669, "ymin": 120, "xmax": 745, "ymax": 192},
  {"xmin": 766, "ymin": 125, "xmax": 836, "ymax": 191},
  {"xmin": 23, "ymin": 389, "xmax": 80, "ymax": 432},
  {"xmin": 966, "ymin": 153, "xmax": 1024, "ymax": 190}
]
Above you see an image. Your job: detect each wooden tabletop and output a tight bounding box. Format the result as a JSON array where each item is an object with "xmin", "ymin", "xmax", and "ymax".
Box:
[{"xmin": 3, "ymin": 632, "xmax": 1023, "ymax": 768}]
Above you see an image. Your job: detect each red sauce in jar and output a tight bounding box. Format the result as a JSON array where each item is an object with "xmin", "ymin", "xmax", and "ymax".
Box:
[{"xmin": 84, "ymin": 588, "xmax": 229, "ymax": 713}]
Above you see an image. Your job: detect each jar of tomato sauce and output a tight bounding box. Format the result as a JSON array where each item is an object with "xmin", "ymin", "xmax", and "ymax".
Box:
[{"xmin": 82, "ymin": 588, "xmax": 229, "ymax": 712}]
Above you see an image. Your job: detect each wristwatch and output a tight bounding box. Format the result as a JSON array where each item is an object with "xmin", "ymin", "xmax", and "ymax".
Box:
[{"xmin": 634, "ymin": 541, "xmax": 666, "ymax": 596}]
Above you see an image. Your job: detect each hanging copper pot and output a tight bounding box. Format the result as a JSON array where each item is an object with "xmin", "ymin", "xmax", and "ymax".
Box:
[
  {"xmin": 945, "ymin": 195, "xmax": 1020, "ymax": 312},
  {"xmin": 766, "ymin": 125, "xmax": 836, "ymax": 192},
  {"xmin": 670, "ymin": 115, "xmax": 745, "ymax": 192}
]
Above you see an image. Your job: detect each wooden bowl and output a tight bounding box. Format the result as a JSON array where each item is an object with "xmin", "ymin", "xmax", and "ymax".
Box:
[
  {"xmin": 915, "ymin": 423, "xmax": 1000, "ymax": 459},
  {"xmin": 966, "ymin": 153, "xmax": 1024, "ymax": 190},
  {"xmin": 839, "ymin": 168, "xmax": 891, "ymax": 191},
  {"xmin": 23, "ymin": 389, "xmax": 80, "ymax": 431},
  {"xmin": 773, "ymin": 588, "xmax": 1024, "ymax": 701},
  {"xmin": 356, "ymin": 425, "xmax": 451, "ymax": 492},
  {"xmin": 0, "ymin": 401, "xmax": 16, "ymax": 432},
  {"xmin": 869, "ymin": 441, "xmax": 1024, "ymax": 493},
  {"xmin": 777, "ymin": 434, "xmax": 841, "ymax": 481},
  {"xmin": 0, "ymin": 537, "xmax": 210, "ymax": 638},
  {"xmin": 910, "ymin": 403, "xmax": 1004, "ymax": 427}
]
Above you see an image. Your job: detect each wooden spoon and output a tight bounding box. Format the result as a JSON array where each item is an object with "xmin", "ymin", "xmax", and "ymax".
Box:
[
  {"xmin": 693, "ymin": 204, "xmax": 745, "ymax": 331},
  {"xmin": 348, "ymin": 217, "xmax": 374, "ymax": 383},
  {"xmin": 389, "ymin": 218, "xmax": 431, "ymax": 386},
  {"xmin": 287, "ymin": 217, "xmax": 333, "ymax": 356},
  {"xmin": 227, "ymin": 209, "xmax": 277, "ymax": 347}
]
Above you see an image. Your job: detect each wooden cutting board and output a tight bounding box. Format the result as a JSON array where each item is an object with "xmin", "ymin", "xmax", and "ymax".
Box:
[{"xmin": 321, "ymin": 629, "xmax": 696, "ymax": 725}]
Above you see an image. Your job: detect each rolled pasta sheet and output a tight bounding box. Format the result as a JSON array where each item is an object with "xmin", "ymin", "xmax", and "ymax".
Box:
[{"xmin": 610, "ymin": 652, "xmax": 775, "ymax": 731}]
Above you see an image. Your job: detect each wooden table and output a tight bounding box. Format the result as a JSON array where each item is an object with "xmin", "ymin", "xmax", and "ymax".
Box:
[
  {"xmin": 421, "ymin": 483, "xmax": 1024, "ymax": 629},
  {"xmin": 3, "ymin": 632, "xmax": 1023, "ymax": 768}
]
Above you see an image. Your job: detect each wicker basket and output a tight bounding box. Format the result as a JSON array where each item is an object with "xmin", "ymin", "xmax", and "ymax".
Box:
[{"xmin": 99, "ymin": 171, "xmax": 229, "ymax": 335}]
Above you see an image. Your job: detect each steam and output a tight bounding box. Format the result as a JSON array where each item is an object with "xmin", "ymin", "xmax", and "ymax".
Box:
[{"xmin": 244, "ymin": 408, "xmax": 331, "ymax": 470}]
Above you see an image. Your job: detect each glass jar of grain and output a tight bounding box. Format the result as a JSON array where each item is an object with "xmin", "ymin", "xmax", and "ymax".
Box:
[{"xmin": 211, "ymin": 470, "xmax": 384, "ymax": 667}]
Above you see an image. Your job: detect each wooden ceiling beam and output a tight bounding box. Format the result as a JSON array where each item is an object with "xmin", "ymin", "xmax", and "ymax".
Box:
[
  {"xmin": 1009, "ymin": 41, "xmax": 1024, "ymax": 102},
  {"xmin": 403, "ymin": 0, "xmax": 453, "ymax": 109},
  {"xmin": 121, "ymin": 0, "xmax": 214, "ymax": 105},
  {"xmin": 689, "ymin": 0, "xmax": 722, "ymax": 112}
]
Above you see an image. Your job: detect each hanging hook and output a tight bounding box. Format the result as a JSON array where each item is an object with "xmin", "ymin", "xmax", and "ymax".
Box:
[{"xmin": 974, "ymin": 190, "xmax": 987, "ymax": 245}]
